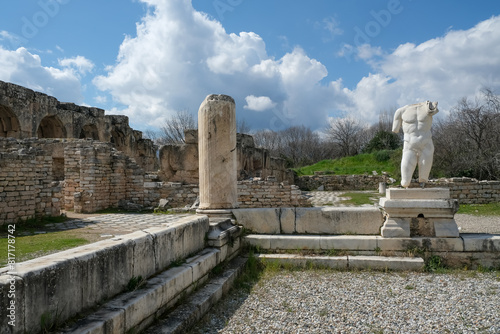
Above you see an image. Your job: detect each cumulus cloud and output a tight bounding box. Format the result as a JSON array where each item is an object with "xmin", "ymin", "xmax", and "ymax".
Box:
[
  {"xmin": 93, "ymin": 0, "xmax": 500, "ymax": 131},
  {"xmin": 93, "ymin": 0, "xmax": 339, "ymax": 129},
  {"xmin": 244, "ymin": 95, "xmax": 276, "ymax": 112},
  {"xmin": 59, "ymin": 56, "xmax": 95, "ymax": 75},
  {"xmin": 0, "ymin": 46, "xmax": 86, "ymax": 103},
  {"xmin": 340, "ymin": 15, "xmax": 500, "ymax": 121}
]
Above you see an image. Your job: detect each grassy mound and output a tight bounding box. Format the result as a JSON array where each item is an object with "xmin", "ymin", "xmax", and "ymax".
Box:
[{"xmin": 294, "ymin": 151, "xmax": 398, "ymax": 177}]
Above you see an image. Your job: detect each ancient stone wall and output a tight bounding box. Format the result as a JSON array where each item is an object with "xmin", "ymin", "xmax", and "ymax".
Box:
[
  {"xmin": 298, "ymin": 172, "xmax": 500, "ymax": 204},
  {"xmin": 64, "ymin": 141, "xmax": 145, "ymax": 213},
  {"xmin": 0, "ymin": 144, "xmax": 61, "ymax": 224},
  {"xmin": 143, "ymin": 180, "xmax": 308, "ymax": 210},
  {"xmin": 237, "ymin": 180, "xmax": 309, "ymax": 208},
  {"xmin": 0, "ymin": 80, "xmax": 158, "ymax": 171},
  {"xmin": 426, "ymin": 178, "xmax": 500, "ymax": 204},
  {"xmin": 296, "ymin": 173, "xmax": 390, "ymax": 191},
  {"xmin": 158, "ymin": 130, "xmax": 294, "ymax": 183}
]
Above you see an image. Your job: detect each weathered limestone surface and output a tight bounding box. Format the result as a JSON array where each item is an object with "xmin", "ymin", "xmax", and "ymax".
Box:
[
  {"xmin": 0, "ymin": 140, "xmax": 61, "ymax": 223},
  {"xmin": 158, "ymin": 131, "xmax": 294, "ymax": 184},
  {"xmin": 0, "ymin": 215, "xmax": 209, "ymax": 334},
  {"xmin": 380, "ymin": 188, "xmax": 460, "ymax": 238},
  {"xmin": 296, "ymin": 173, "xmax": 391, "ymax": 191},
  {"xmin": 233, "ymin": 207, "xmax": 383, "ymax": 235},
  {"xmin": 0, "ymin": 80, "xmax": 158, "ymax": 171},
  {"xmin": 197, "ymin": 95, "xmax": 238, "ymax": 210}
]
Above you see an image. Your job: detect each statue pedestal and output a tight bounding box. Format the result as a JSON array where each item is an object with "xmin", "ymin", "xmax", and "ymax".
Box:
[{"xmin": 380, "ymin": 188, "xmax": 459, "ymax": 238}]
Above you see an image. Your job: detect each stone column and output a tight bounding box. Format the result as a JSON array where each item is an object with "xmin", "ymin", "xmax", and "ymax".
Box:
[{"xmin": 197, "ymin": 94, "xmax": 238, "ymax": 216}]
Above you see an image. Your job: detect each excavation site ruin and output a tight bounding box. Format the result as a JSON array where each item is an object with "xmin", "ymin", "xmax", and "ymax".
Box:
[{"xmin": 0, "ymin": 79, "xmax": 499, "ymax": 333}]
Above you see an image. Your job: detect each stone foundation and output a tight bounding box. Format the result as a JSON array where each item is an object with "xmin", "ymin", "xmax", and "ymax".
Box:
[
  {"xmin": 158, "ymin": 131, "xmax": 294, "ymax": 184},
  {"xmin": 297, "ymin": 173, "xmax": 391, "ymax": 191},
  {"xmin": 0, "ymin": 146, "xmax": 61, "ymax": 223}
]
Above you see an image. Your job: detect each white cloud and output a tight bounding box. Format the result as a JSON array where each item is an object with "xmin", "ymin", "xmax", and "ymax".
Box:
[
  {"xmin": 331, "ymin": 15, "xmax": 500, "ymax": 124},
  {"xmin": 244, "ymin": 95, "xmax": 276, "ymax": 112},
  {"xmin": 59, "ymin": 56, "xmax": 95, "ymax": 75},
  {"xmin": 0, "ymin": 46, "xmax": 85, "ymax": 103},
  {"xmin": 93, "ymin": 0, "xmax": 341, "ymax": 130},
  {"xmin": 320, "ymin": 17, "xmax": 343, "ymax": 40}
]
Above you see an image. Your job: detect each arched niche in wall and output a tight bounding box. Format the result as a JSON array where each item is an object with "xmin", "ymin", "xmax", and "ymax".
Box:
[
  {"xmin": 79, "ymin": 123, "xmax": 100, "ymax": 140},
  {"xmin": 0, "ymin": 105, "xmax": 21, "ymax": 138},
  {"xmin": 37, "ymin": 115, "xmax": 67, "ymax": 138},
  {"xmin": 110, "ymin": 128, "xmax": 126, "ymax": 152}
]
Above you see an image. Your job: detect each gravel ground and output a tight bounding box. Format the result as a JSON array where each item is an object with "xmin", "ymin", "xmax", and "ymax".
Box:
[
  {"xmin": 455, "ymin": 214, "xmax": 500, "ymax": 234},
  {"xmin": 189, "ymin": 270, "xmax": 500, "ymax": 334}
]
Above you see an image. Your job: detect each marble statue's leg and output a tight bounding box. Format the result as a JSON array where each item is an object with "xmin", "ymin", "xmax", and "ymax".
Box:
[
  {"xmin": 418, "ymin": 142, "xmax": 434, "ymax": 183},
  {"xmin": 401, "ymin": 146, "xmax": 418, "ymax": 187}
]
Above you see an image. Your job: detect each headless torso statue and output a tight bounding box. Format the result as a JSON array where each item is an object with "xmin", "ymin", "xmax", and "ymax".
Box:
[{"xmin": 392, "ymin": 101, "xmax": 439, "ymax": 188}]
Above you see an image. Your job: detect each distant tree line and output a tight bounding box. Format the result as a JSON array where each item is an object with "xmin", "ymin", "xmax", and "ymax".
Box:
[
  {"xmin": 433, "ymin": 89, "xmax": 500, "ymax": 180},
  {"xmin": 145, "ymin": 88, "xmax": 500, "ymax": 180}
]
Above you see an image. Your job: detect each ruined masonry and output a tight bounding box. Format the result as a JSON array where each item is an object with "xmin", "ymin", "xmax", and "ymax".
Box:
[{"xmin": 0, "ymin": 81, "xmax": 300, "ymax": 224}]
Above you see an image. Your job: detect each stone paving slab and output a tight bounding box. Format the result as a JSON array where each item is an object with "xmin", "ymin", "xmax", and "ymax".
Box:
[
  {"xmin": 305, "ymin": 190, "xmax": 380, "ymax": 207},
  {"xmin": 46, "ymin": 213, "xmax": 193, "ymax": 236}
]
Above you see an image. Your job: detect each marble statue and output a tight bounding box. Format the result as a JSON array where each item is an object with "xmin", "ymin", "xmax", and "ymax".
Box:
[{"xmin": 392, "ymin": 101, "xmax": 439, "ymax": 188}]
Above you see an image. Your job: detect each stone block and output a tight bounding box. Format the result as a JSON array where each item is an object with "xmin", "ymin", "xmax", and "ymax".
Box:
[
  {"xmin": 269, "ymin": 235, "xmax": 320, "ymax": 250},
  {"xmin": 280, "ymin": 208, "xmax": 296, "ymax": 234},
  {"xmin": 386, "ymin": 188, "xmax": 450, "ymax": 200},
  {"xmin": 243, "ymin": 235, "xmax": 271, "ymax": 250},
  {"xmin": 121, "ymin": 231, "xmax": 156, "ymax": 279},
  {"xmin": 0, "ymin": 275, "xmax": 25, "ymax": 333},
  {"xmin": 377, "ymin": 237, "xmax": 423, "ymax": 251},
  {"xmin": 66, "ymin": 307, "xmax": 126, "ymax": 334},
  {"xmin": 149, "ymin": 265, "xmax": 193, "ymax": 306},
  {"xmin": 258, "ymin": 254, "xmax": 348, "ymax": 269},
  {"xmin": 433, "ymin": 219, "xmax": 460, "ymax": 238},
  {"xmin": 9, "ymin": 237, "xmax": 134, "ymax": 334},
  {"xmin": 416, "ymin": 237, "xmax": 464, "ymax": 252},
  {"xmin": 186, "ymin": 249, "xmax": 219, "ymax": 283},
  {"xmin": 295, "ymin": 207, "xmax": 383, "ymax": 235},
  {"xmin": 169, "ymin": 215, "xmax": 209, "ymax": 262},
  {"xmin": 232, "ymin": 208, "xmax": 280, "ymax": 234},
  {"xmin": 462, "ymin": 234, "xmax": 500, "ymax": 252},
  {"xmin": 348, "ymin": 256, "xmax": 424, "ymax": 271},
  {"xmin": 381, "ymin": 218, "xmax": 410, "ymax": 237},
  {"xmin": 320, "ymin": 236, "xmax": 377, "ymax": 251}
]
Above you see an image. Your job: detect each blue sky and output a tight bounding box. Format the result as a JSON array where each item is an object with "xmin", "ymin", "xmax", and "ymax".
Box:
[{"xmin": 1, "ymin": 0, "xmax": 500, "ymax": 133}]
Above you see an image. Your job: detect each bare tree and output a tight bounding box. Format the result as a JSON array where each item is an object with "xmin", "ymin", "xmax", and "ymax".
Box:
[
  {"xmin": 326, "ymin": 116, "xmax": 367, "ymax": 157},
  {"xmin": 433, "ymin": 88, "xmax": 500, "ymax": 179},
  {"xmin": 253, "ymin": 126, "xmax": 333, "ymax": 167},
  {"xmin": 154, "ymin": 110, "xmax": 197, "ymax": 145},
  {"xmin": 237, "ymin": 119, "xmax": 251, "ymax": 134},
  {"xmin": 253, "ymin": 129, "xmax": 283, "ymax": 154}
]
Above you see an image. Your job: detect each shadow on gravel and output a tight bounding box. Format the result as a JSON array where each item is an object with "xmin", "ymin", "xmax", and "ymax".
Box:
[{"xmin": 188, "ymin": 252, "xmax": 265, "ymax": 334}]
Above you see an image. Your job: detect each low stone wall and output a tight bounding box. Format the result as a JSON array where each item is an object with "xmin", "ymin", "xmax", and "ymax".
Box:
[
  {"xmin": 64, "ymin": 141, "xmax": 145, "ymax": 213},
  {"xmin": 0, "ymin": 148, "xmax": 61, "ymax": 224},
  {"xmin": 0, "ymin": 215, "xmax": 209, "ymax": 334},
  {"xmin": 297, "ymin": 173, "xmax": 390, "ymax": 191},
  {"xmin": 143, "ymin": 180, "xmax": 309, "ymax": 210},
  {"xmin": 233, "ymin": 207, "xmax": 383, "ymax": 235},
  {"xmin": 144, "ymin": 182, "xmax": 200, "ymax": 209},
  {"xmin": 237, "ymin": 180, "xmax": 309, "ymax": 208},
  {"xmin": 426, "ymin": 178, "xmax": 500, "ymax": 204}
]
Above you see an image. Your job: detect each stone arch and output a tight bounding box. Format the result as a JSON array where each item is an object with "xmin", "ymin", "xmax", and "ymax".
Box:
[
  {"xmin": 79, "ymin": 124, "xmax": 100, "ymax": 140},
  {"xmin": 0, "ymin": 105, "xmax": 21, "ymax": 138},
  {"xmin": 37, "ymin": 115, "xmax": 67, "ymax": 138},
  {"xmin": 110, "ymin": 129, "xmax": 126, "ymax": 152}
]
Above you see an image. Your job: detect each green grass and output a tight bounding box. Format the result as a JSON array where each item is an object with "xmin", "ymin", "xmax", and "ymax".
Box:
[
  {"xmin": 0, "ymin": 215, "xmax": 68, "ymax": 235},
  {"xmin": 458, "ymin": 203, "xmax": 500, "ymax": 216},
  {"xmin": 294, "ymin": 152, "xmax": 398, "ymax": 177},
  {"xmin": 339, "ymin": 192, "xmax": 381, "ymax": 206},
  {"xmin": 0, "ymin": 231, "xmax": 90, "ymax": 266}
]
